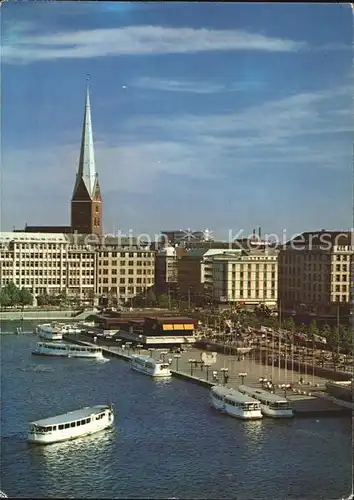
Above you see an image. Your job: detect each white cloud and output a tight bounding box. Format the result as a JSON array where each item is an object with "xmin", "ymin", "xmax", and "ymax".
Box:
[
  {"xmin": 2, "ymin": 83, "xmax": 350, "ymax": 232},
  {"xmin": 127, "ymin": 85, "xmax": 351, "ymax": 150},
  {"xmin": 130, "ymin": 77, "xmax": 257, "ymax": 94},
  {"xmin": 2, "ymin": 25, "xmax": 307, "ymax": 64}
]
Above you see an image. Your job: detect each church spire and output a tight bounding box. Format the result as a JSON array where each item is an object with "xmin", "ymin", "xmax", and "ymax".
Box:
[
  {"xmin": 71, "ymin": 78, "xmax": 103, "ymax": 236},
  {"xmin": 76, "ymin": 78, "xmax": 97, "ymax": 199}
]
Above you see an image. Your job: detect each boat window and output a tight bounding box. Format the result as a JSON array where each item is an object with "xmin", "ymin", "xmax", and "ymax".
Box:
[
  {"xmin": 86, "ymin": 418, "xmax": 90, "ymax": 424},
  {"xmin": 70, "ymin": 422, "xmax": 76, "ymax": 427},
  {"xmin": 81, "ymin": 419, "xmax": 86, "ymax": 425},
  {"xmin": 64, "ymin": 423, "xmax": 70, "ymax": 429},
  {"xmin": 46, "ymin": 426, "xmax": 52, "ymax": 432},
  {"xmin": 160, "ymin": 364, "xmax": 169, "ymax": 369},
  {"xmin": 59, "ymin": 424, "xmax": 64, "ymax": 430},
  {"xmin": 52, "ymin": 426, "xmax": 57, "ymax": 431},
  {"xmin": 77, "ymin": 421, "xmax": 81, "ymax": 426}
]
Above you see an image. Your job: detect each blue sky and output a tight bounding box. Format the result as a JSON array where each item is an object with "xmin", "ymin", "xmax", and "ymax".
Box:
[{"xmin": 1, "ymin": 2, "xmax": 352, "ymax": 240}]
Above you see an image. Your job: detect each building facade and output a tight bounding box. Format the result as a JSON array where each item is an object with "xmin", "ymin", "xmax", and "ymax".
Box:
[
  {"xmin": 278, "ymin": 231, "xmax": 353, "ymax": 314},
  {"xmin": 0, "ymin": 232, "xmax": 155, "ymax": 304},
  {"xmin": 0, "ymin": 232, "xmax": 95, "ymax": 299},
  {"xmin": 210, "ymin": 250, "xmax": 278, "ymax": 307},
  {"xmin": 154, "ymin": 246, "xmax": 187, "ymax": 295},
  {"xmin": 95, "ymin": 237, "xmax": 155, "ymax": 304}
]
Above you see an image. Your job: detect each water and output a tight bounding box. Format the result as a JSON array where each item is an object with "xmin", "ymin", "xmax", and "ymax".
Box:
[{"xmin": 1, "ymin": 321, "xmax": 352, "ymax": 499}]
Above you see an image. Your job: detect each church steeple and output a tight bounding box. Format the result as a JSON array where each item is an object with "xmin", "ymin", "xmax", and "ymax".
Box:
[{"xmin": 71, "ymin": 80, "xmax": 102, "ymax": 235}]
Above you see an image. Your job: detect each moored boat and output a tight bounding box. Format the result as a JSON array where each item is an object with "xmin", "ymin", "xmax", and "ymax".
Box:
[
  {"xmin": 131, "ymin": 354, "xmax": 171, "ymax": 378},
  {"xmin": 238, "ymin": 385, "xmax": 293, "ymax": 418},
  {"xmin": 211, "ymin": 385, "xmax": 263, "ymax": 420},
  {"xmin": 325, "ymin": 380, "xmax": 353, "ymax": 402},
  {"xmin": 28, "ymin": 404, "xmax": 114, "ymax": 444},
  {"xmin": 37, "ymin": 324, "xmax": 63, "ymax": 341},
  {"xmin": 32, "ymin": 342, "xmax": 104, "ymax": 359}
]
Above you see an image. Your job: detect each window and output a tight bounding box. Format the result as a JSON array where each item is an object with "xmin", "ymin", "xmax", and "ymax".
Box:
[
  {"xmin": 64, "ymin": 424, "xmax": 70, "ymax": 429},
  {"xmin": 70, "ymin": 422, "xmax": 76, "ymax": 428}
]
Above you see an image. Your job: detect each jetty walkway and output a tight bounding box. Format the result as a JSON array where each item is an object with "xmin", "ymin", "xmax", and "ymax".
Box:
[{"xmin": 64, "ymin": 333, "xmax": 352, "ymax": 418}]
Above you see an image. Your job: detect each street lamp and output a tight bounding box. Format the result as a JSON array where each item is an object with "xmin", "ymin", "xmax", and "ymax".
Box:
[
  {"xmin": 259, "ymin": 377, "xmax": 267, "ymax": 389},
  {"xmin": 220, "ymin": 367, "xmax": 229, "ymax": 385},
  {"xmin": 174, "ymin": 354, "xmax": 181, "ymax": 371},
  {"xmin": 189, "ymin": 358, "xmax": 196, "ymax": 376},
  {"xmin": 204, "ymin": 363, "xmax": 211, "ymax": 381},
  {"xmin": 125, "ymin": 341, "xmax": 132, "ymax": 355},
  {"xmin": 238, "ymin": 372, "xmax": 247, "ymax": 385},
  {"xmin": 281, "ymin": 383, "xmax": 291, "ymax": 398}
]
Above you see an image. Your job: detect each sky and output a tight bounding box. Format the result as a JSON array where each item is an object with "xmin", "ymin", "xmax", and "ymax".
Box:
[{"xmin": 1, "ymin": 2, "xmax": 352, "ymax": 241}]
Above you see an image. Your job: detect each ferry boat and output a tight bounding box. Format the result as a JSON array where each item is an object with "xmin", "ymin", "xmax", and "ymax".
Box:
[
  {"xmin": 238, "ymin": 385, "xmax": 294, "ymax": 418},
  {"xmin": 131, "ymin": 354, "xmax": 171, "ymax": 378},
  {"xmin": 36, "ymin": 324, "xmax": 63, "ymax": 341},
  {"xmin": 32, "ymin": 342, "xmax": 104, "ymax": 359},
  {"xmin": 210, "ymin": 385, "xmax": 263, "ymax": 420},
  {"xmin": 28, "ymin": 404, "xmax": 114, "ymax": 444}
]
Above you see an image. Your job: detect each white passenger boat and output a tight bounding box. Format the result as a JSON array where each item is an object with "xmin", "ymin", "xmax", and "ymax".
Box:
[
  {"xmin": 32, "ymin": 342, "xmax": 104, "ymax": 359},
  {"xmin": 131, "ymin": 354, "xmax": 171, "ymax": 378},
  {"xmin": 28, "ymin": 404, "xmax": 114, "ymax": 444},
  {"xmin": 238, "ymin": 385, "xmax": 293, "ymax": 418},
  {"xmin": 211, "ymin": 385, "xmax": 263, "ymax": 420},
  {"xmin": 37, "ymin": 324, "xmax": 63, "ymax": 341}
]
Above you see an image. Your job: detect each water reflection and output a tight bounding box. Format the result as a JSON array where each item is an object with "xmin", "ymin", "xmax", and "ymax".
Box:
[{"xmin": 30, "ymin": 427, "xmax": 115, "ymax": 466}]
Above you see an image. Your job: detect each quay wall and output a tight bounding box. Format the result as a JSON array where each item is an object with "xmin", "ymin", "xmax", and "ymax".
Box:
[
  {"xmin": 196, "ymin": 340, "xmax": 352, "ymax": 382},
  {"xmin": 0, "ymin": 309, "xmax": 95, "ymax": 321}
]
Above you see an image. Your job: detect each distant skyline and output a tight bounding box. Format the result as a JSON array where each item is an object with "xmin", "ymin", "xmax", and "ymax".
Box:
[{"xmin": 1, "ymin": 2, "xmax": 352, "ymax": 239}]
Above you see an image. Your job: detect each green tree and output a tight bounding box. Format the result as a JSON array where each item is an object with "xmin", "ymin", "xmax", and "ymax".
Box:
[
  {"xmin": 37, "ymin": 294, "xmax": 51, "ymax": 306},
  {"xmin": 307, "ymin": 320, "xmax": 319, "ymax": 339},
  {"xmin": 5, "ymin": 282, "xmax": 21, "ymax": 305},
  {"xmin": 283, "ymin": 317, "xmax": 296, "ymax": 332},
  {"xmin": 0, "ymin": 290, "xmax": 12, "ymax": 307},
  {"xmin": 339, "ymin": 325, "xmax": 352, "ymax": 354},
  {"xmin": 157, "ymin": 294, "xmax": 169, "ymax": 308},
  {"xmin": 0, "ymin": 282, "xmax": 22, "ymax": 306},
  {"xmin": 18, "ymin": 288, "xmax": 33, "ymax": 306}
]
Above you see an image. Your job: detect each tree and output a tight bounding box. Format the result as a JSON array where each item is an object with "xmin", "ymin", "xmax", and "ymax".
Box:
[
  {"xmin": 283, "ymin": 317, "xmax": 296, "ymax": 332},
  {"xmin": 0, "ymin": 291, "xmax": 12, "ymax": 307},
  {"xmin": 0, "ymin": 282, "xmax": 22, "ymax": 307},
  {"xmin": 339, "ymin": 325, "xmax": 352, "ymax": 354},
  {"xmin": 18, "ymin": 288, "xmax": 33, "ymax": 306},
  {"xmin": 157, "ymin": 294, "xmax": 170, "ymax": 308},
  {"xmin": 307, "ymin": 320, "xmax": 319, "ymax": 339}
]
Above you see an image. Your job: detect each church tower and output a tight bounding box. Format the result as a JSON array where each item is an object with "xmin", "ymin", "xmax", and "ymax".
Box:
[{"xmin": 71, "ymin": 83, "xmax": 102, "ymax": 235}]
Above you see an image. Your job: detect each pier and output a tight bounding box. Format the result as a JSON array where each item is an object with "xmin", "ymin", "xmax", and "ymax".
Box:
[{"xmin": 64, "ymin": 333, "xmax": 352, "ymax": 418}]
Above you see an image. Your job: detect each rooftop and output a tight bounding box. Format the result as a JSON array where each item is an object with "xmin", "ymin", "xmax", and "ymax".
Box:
[
  {"xmin": 211, "ymin": 385, "xmax": 260, "ymax": 404},
  {"xmin": 30, "ymin": 404, "xmax": 110, "ymax": 426}
]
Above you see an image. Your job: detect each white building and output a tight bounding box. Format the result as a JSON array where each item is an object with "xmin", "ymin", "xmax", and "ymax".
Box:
[{"xmin": 210, "ymin": 249, "xmax": 278, "ymax": 307}]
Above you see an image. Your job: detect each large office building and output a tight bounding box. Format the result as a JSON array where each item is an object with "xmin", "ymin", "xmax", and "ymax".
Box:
[
  {"xmin": 278, "ymin": 230, "xmax": 353, "ymax": 315},
  {"xmin": 177, "ymin": 247, "xmax": 278, "ymax": 307}
]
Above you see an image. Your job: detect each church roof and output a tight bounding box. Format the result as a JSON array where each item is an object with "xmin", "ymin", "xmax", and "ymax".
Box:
[{"xmin": 73, "ymin": 85, "xmax": 98, "ymax": 199}]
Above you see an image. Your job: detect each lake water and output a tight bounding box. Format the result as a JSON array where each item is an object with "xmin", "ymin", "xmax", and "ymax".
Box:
[{"xmin": 0, "ymin": 321, "xmax": 352, "ymax": 499}]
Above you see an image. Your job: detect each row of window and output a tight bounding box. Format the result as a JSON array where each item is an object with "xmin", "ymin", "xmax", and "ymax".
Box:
[
  {"xmin": 98, "ymin": 286, "xmax": 151, "ymax": 294},
  {"xmin": 98, "ymin": 277, "xmax": 149, "ymax": 284},
  {"xmin": 99, "ymin": 269, "xmax": 153, "ymax": 276},
  {"xmin": 99, "ymin": 252, "xmax": 153, "ymax": 258},
  {"xmin": 2, "ymin": 278, "xmax": 95, "ymax": 286}
]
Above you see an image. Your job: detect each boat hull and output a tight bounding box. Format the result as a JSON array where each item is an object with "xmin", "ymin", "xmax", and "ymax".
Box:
[
  {"xmin": 211, "ymin": 395, "xmax": 263, "ymax": 420},
  {"xmin": 28, "ymin": 415, "xmax": 114, "ymax": 445},
  {"xmin": 260, "ymin": 405, "xmax": 293, "ymax": 418},
  {"xmin": 131, "ymin": 364, "xmax": 171, "ymax": 378},
  {"xmin": 32, "ymin": 351, "xmax": 103, "ymax": 359}
]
